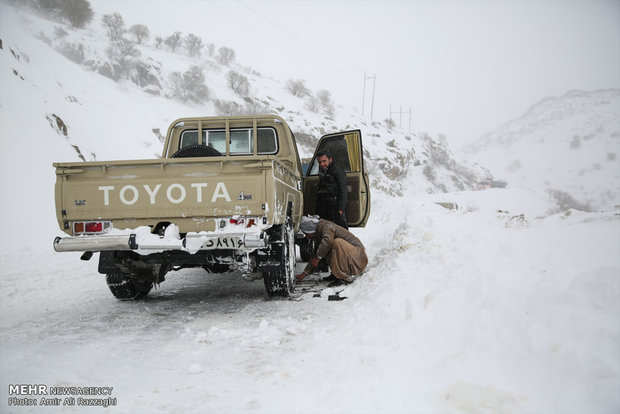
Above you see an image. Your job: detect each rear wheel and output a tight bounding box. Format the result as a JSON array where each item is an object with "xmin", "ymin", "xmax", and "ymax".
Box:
[
  {"xmin": 299, "ymin": 239, "xmax": 314, "ymax": 262},
  {"xmin": 263, "ymin": 220, "xmax": 296, "ymax": 297},
  {"xmin": 105, "ymin": 273, "xmax": 153, "ymax": 300}
]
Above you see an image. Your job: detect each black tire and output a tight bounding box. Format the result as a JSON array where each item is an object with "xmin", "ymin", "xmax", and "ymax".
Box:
[
  {"xmin": 105, "ymin": 273, "xmax": 153, "ymax": 300},
  {"xmin": 171, "ymin": 144, "xmax": 221, "ymax": 158},
  {"xmin": 299, "ymin": 239, "xmax": 314, "ymax": 262},
  {"xmin": 263, "ymin": 221, "xmax": 296, "ymax": 297}
]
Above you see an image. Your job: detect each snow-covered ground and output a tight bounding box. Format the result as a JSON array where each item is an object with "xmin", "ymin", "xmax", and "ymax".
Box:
[{"xmin": 1, "ymin": 187, "xmax": 619, "ymax": 413}]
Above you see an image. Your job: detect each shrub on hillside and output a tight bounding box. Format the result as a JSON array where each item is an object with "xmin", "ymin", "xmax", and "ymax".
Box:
[
  {"xmin": 227, "ymin": 71, "xmax": 250, "ymax": 96},
  {"xmin": 285, "ymin": 79, "xmax": 310, "ymax": 98},
  {"xmin": 547, "ymin": 189, "xmax": 592, "ymax": 213},
  {"xmin": 55, "ymin": 41, "xmax": 85, "ymax": 64},
  {"xmin": 169, "ymin": 65, "xmax": 210, "ymax": 103},
  {"xmin": 214, "ymin": 100, "xmax": 241, "ymax": 116},
  {"xmin": 304, "ymin": 89, "xmax": 335, "ymax": 116},
  {"xmin": 205, "ymin": 43, "xmax": 215, "ymax": 57},
  {"xmin": 106, "ymin": 36, "xmax": 140, "ymax": 80},
  {"xmin": 129, "ymin": 24, "xmax": 150, "ymax": 45},
  {"xmin": 101, "ymin": 12, "xmax": 125, "ymax": 40},
  {"xmin": 164, "ymin": 32, "xmax": 182, "ymax": 53},
  {"xmin": 32, "ymin": 0, "xmax": 93, "ymax": 29},
  {"xmin": 383, "ymin": 118, "xmax": 396, "ymax": 129},
  {"xmin": 240, "ymin": 100, "xmax": 270, "ymax": 116},
  {"xmin": 184, "ymin": 33, "xmax": 204, "ymax": 57},
  {"xmin": 217, "ymin": 47, "xmax": 236, "ymax": 65},
  {"xmin": 423, "ymin": 164, "xmax": 436, "ymax": 183},
  {"xmin": 316, "ymin": 89, "xmax": 335, "ymax": 116},
  {"xmin": 214, "ymin": 99, "xmax": 270, "ymax": 116}
]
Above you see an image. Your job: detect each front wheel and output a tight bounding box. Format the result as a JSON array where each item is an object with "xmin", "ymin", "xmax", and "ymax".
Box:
[{"xmin": 263, "ymin": 221, "xmax": 296, "ymax": 297}]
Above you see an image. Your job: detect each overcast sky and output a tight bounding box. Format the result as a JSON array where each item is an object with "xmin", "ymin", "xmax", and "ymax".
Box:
[{"xmin": 90, "ymin": 0, "xmax": 620, "ymax": 146}]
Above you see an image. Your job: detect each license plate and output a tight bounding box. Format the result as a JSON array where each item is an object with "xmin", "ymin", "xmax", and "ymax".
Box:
[{"xmin": 201, "ymin": 236, "xmax": 245, "ymax": 250}]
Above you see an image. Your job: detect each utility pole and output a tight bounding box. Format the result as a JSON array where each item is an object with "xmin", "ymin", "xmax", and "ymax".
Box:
[
  {"xmin": 390, "ymin": 105, "xmax": 412, "ymax": 131},
  {"xmin": 409, "ymin": 107, "xmax": 411, "ymax": 132},
  {"xmin": 362, "ymin": 71, "xmax": 376, "ymax": 119}
]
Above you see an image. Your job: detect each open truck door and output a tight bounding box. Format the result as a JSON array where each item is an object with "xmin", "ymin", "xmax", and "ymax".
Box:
[{"xmin": 302, "ymin": 130, "xmax": 371, "ymax": 227}]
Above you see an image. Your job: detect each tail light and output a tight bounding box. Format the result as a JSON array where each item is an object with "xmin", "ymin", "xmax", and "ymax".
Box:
[
  {"xmin": 228, "ymin": 217, "xmax": 257, "ymax": 228},
  {"xmin": 73, "ymin": 221, "xmax": 112, "ymax": 235}
]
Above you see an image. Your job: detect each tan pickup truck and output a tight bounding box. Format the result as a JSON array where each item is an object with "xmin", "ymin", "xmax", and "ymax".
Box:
[{"xmin": 53, "ymin": 115, "xmax": 370, "ymax": 299}]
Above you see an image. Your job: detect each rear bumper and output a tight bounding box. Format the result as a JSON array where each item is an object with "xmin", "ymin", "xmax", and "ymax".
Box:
[
  {"xmin": 54, "ymin": 235, "xmax": 136, "ymax": 252},
  {"xmin": 53, "ymin": 231, "xmax": 267, "ymax": 253}
]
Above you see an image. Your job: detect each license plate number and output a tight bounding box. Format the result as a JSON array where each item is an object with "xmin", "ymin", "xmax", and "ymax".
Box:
[{"xmin": 201, "ymin": 236, "xmax": 245, "ymax": 249}]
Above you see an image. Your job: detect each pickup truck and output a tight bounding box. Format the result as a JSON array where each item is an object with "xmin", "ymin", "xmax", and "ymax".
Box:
[{"xmin": 53, "ymin": 115, "xmax": 370, "ymax": 299}]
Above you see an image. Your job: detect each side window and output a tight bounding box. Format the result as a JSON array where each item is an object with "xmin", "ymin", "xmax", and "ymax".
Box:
[
  {"xmin": 180, "ymin": 130, "xmax": 202, "ymax": 147},
  {"xmin": 257, "ymin": 128, "xmax": 277, "ymax": 154}
]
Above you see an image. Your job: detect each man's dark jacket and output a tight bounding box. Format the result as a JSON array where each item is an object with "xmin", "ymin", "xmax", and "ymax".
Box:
[{"xmin": 317, "ymin": 161, "xmax": 347, "ymax": 227}]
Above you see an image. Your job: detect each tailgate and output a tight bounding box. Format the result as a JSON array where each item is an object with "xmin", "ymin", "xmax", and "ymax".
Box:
[{"xmin": 55, "ymin": 158, "xmax": 268, "ymax": 234}]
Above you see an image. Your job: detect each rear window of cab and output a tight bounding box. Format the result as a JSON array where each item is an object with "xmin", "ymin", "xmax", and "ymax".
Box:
[{"xmin": 179, "ymin": 127, "xmax": 278, "ymax": 155}]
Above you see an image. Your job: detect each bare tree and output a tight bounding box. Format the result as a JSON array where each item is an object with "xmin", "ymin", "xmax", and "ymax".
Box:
[
  {"xmin": 216, "ymin": 47, "xmax": 236, "ymax": 65},
  {"xmin": 101, "ymin": 12, "xmax": 125, "ymax": 40},
  {"xmin": 547, "ymin": 189, "xmax": 592, "ymax": 213},
  {"xmin": 169, "ymin": 65, "xmax": 210, "ymax": 103},
  {"xmin": 129, "ymin": 24, "xmax": 150, "ymax": 45},
  {"xmin": 164, "ymin": 32, "xmax": 183, "ymax": 53},
  {"xmin": 227, "ymin": 71, "xmax": 250, "ymax": 96},
  {"xmin": 205, "ymin": 43, "xmax": 215, "ymax": 57},
  {"xmin": 32, "ymin": 0, "xmax": 93, "ymax": 28},
  {"xmin": 304, "ymin": 89, "xmax": 335, "ymax": 116},
  {"xmin": 304, "ymin": 96, "xmax": 322, "ymax": 113},
  {"xmin": 285, "ymin": 79, "xmax": 311, "ymax": 98},
  {"xmin": 106, "ymin": 36, "xmax": 140, "ymax": 80},
  {"xmin": 214, "ymin": 100, "xmax": 241, "ymax": 116},
  {"xmin": 63, "ymin": 0, "xmax": 93, "ymax": 28},
  {"xmin": 184, "ymin": 33, "xmax": 204, "ymax": 57},
  {"xmin": 317, "ymin": 89, "xmax": 333, "ymax": 106}
]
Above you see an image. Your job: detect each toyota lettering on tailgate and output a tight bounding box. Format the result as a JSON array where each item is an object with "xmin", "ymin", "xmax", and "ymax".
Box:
[{"xmin": 97, "ymin": 182, "xmax": 232, "ymax": 205}]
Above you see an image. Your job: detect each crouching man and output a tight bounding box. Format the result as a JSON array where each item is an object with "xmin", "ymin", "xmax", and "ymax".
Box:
[{"xmin": 295, "ymin": 215, "xmax": 368, "ymax": 284}]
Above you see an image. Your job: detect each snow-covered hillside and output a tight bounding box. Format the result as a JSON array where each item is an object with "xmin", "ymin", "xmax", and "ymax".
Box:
[
  {"xmin": 463, "ymin": 89, "xmax": 620, "ymax": 211},
  {"xmin": 1, "ymin": 3, "xmax": 619, "ymax": 414},
  {"xmin": 0, "ymin": 3, "xmax": 485, "ymax": 254}
]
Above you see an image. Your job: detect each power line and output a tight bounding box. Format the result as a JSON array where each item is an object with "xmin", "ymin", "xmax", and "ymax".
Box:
[
  {"xmin": 237, "ymin": 0, "xmax": 359, "ymax": 72},
  {"xmin": 205, "ymin": 1, "xmax": 298, "ymax": 56}
]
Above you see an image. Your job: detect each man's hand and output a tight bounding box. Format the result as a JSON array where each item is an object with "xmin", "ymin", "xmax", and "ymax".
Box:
[
  {"xmin": 295, "ymin": 271, "xmax": 308, "ymax": 282},
  {"xmin": 309, "ymin": 256, "xmax": 320, "ymax": 268}
]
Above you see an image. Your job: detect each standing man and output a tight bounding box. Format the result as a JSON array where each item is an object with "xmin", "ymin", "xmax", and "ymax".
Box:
[
  {"xmin": 316, "ymin": 149, "xmax": 348, "ymax": 229},
  {"xmin": 295, "ymin": 216, "xmax": 367, "ymax": 284}
]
